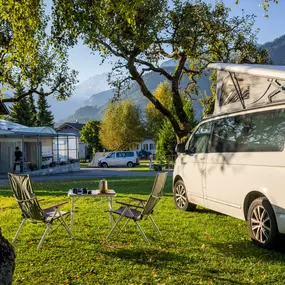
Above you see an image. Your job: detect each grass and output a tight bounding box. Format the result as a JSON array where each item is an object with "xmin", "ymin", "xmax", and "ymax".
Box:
[{"xmin": 2, "ymin": 177, "xmax": 285, "ymax": 284}]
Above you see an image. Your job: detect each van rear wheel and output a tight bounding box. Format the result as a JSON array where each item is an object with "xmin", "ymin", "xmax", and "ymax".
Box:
[
  {"xmin": 247, "ymin": 197, "xmax": 279, "ymax": 249},
  {"xmin": 173, "ymin": 180, "xmax": 196, "ymax": 211},
  {"xmin": 127, "ymin": 162, "xmax": 134, "ymax": 168}
]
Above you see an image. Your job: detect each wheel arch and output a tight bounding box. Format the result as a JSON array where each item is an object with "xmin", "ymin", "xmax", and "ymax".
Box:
[
  {"xmin": 173, "ymin": 175, "xmax": 183, "ymax": 190},
  {"xmin": 243, "ymin": 191, "xmax": 267, "ymax": 220}
]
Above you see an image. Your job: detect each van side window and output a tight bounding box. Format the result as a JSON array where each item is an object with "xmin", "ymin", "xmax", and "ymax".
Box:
[
  {"xmin": 116, "ymin": 152, "xmax": 126, "ymax": 158},
  {"xmin": 186, "ymin": 122, "xmax": 212, "ymax": 154},
  {"xmin": 125, "ymin": 152, "xmax": 134, "ymax": 157},
  {"xmin": 210, "ymin": 109, "xmax": 285, "ymax": 153}
]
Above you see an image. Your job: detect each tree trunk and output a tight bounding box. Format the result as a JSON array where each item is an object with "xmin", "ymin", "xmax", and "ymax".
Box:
[
  {"xmin": 0, "ymin": 228, "xmax": 16, "ymax": 285},
  {"xmin": 128, "ymin": 60, "xmax": 188, "ymax": 139}
]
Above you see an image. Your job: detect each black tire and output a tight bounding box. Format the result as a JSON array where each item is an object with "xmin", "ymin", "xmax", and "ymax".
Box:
[
  {"xmin": 173, "ymin": 179, "xmax": 196, "ymax": 211},
  {"xmin": 101, "ymin": 162, "xmax": 108, "ymax": 168},
  {"xmin": 247, "ymin": 197, "xmax": 279, "ymax": 249},
  {"xmin": 127, "ymin": 161, "xmax": 134, "ymax": 168}
]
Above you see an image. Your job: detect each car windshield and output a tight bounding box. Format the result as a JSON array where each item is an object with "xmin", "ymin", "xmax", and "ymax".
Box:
[{"xmin": 105, "ymin": 153, "xmax": 113, "ymax": 158}]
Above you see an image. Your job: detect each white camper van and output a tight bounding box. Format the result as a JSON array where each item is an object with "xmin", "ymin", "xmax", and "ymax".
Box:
[{"xmin": 173, "ymin": 63, "xmax": 285, "ymax": 249}]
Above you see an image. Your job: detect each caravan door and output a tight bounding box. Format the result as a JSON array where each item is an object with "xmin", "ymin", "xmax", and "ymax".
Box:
[{"xmin": 182, "ymin": 122, "xmax": 212, "ymax": 206}]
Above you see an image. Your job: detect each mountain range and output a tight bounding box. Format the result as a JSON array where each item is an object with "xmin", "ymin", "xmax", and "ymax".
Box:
[{"xmin": 57, "ymin": 34, "xmax": 285, "ymax": 125}]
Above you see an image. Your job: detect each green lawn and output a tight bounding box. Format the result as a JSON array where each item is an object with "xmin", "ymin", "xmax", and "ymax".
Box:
[{"xmin": 2, "ymin": 177, "xmax": 285, "ymax": 284}]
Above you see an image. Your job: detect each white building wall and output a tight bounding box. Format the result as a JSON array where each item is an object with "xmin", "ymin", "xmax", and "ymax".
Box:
[{"xmin": 136, "ymin": 139, "xmax": 156, "ymax": 154}]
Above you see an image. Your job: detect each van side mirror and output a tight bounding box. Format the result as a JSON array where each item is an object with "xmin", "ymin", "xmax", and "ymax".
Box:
[{"xmin": 175, "ymin": 143, "xmax": 185, "ymax": 153}]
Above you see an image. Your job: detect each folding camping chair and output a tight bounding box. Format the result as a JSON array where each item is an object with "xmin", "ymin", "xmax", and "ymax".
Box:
[
  {"xmin": 8, "ymin": 173, "xmax": 74, "ymax": 249},
  {"xmin": 105, "ymin": 172, "xmax": 168, "ymax": 245}
]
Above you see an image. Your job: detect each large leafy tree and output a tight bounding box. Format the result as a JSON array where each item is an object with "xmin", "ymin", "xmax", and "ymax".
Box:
[
  {"xmin": 37, "ymin": 88, "xmax": 54, "ymax": 127},
  {"xmin": 0, "ymin": 0, "xmax": 77, "ymax": 103},
  {"xmin": 52, "ymin": 0, "xmax": 269, "ymax": 139},
  {"xmin": 80, "ymin": 120, "xmax": 103, "ymax": 154},
  {"xmin": 99, "ymin": 100, "xmax": 145, "ymax": 151},
  {"xmin": 146, "ymin": 82, "xmax": 196, "ymax": 160},
  {"xmin": 8, "ymin": 86, "xmax": 33, "ymax": 125}
]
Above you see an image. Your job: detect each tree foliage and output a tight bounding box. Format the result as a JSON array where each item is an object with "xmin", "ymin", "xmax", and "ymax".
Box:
[
  {"xmin": 52, "ymin": 0, "xmax": 269, "ymax": 139},
  {"xmin": 80, "ymin": 120, "xmax": 103, "ymax": 154},
  {"xmin": 28, "ymin": 95, "xmax": 37, "ymax": 126},
  {"xmin": 235, "ymin": 0, "xmax": 278, "ymax": 16},
  {"xmin": 0, "ymin": 0, "xmax": 77, "ymax": 103},
  {"xmin": 37, "ymin": 88, "xmax": 54, "ymax": 127},
  {"xmin": 99, "ymin": 100, "xmax": 145, "ymax": 151},
  {"xmin": 8, "ymin": 86, "xmax": 32, "ymax": 125}
]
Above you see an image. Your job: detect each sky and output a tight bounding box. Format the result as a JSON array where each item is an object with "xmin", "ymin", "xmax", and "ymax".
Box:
[{"xmin": 64, "ymin": 0, "xmax": 285, "ymax": 83}]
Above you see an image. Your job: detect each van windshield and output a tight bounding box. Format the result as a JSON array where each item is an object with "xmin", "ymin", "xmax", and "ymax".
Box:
[{"xmin": 106, "ymin": 153, "xmax": 115, "ymax": 158}]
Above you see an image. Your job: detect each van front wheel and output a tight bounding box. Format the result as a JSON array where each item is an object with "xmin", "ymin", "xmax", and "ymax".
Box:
[
  {"xmin": 173, "ymin": 180, "xmax": 196, "ymax": 211},
  {"xmin": 247, "ymin": 197, "xmax": 279, "ymax": 249}
]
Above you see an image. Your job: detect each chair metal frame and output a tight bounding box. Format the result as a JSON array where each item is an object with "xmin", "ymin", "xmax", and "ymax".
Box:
[
  {"xmin": 105, "ymin": 172, "xmax": 168, "ymax": 245},
  {"xmin": 8, "ymin": 173, "xmax": 74, "ymax": 249}
]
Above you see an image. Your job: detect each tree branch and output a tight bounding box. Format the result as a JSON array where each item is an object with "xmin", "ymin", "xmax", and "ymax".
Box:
[
  {"xmin": 134, "ymin": 58, "xmax": 173, "ymax": 81},
  {"xmin": 127, "ymin": 58, "xmax": 185, "ymax": 138}
]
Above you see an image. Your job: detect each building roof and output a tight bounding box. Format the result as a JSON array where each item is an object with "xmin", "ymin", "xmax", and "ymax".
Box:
[
  {"xmin": 57, "ymin": 122, "xmax": 85, "ymax": 131},
  {"xmin": 0, "ymin": 120, "xmax": 79, "ymax": 138},
  {"xmin": 0, "ymin": 103, "xmax": 9, "ymax": 115},
  {"xmin": 208, "ymin": 63, "xmax": 285, "ymax": 80}
]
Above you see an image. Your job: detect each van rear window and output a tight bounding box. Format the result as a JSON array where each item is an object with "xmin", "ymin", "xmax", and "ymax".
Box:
[{"xmin": 209, "ymin": 108, "xmax": 285, "ymax": 153}]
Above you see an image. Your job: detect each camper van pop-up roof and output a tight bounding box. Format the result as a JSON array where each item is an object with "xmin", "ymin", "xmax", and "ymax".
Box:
[{"xmin": 208, "ymin": 63, "xmax": 285, "ymax": 115}]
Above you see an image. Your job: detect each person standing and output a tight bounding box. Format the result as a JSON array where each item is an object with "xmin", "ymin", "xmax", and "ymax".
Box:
[{"xmin": 13, "ymin": 147, "xmax": 23, "ymax": 173}]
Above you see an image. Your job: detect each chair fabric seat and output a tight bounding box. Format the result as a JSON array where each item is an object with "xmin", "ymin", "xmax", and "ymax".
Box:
[
  {"xmin": 113, "ymin": 207, "xmax": 142, "ymax": 220},
  {"xmin": 43, "ymin": 209, "xmax": 69, "ymax": 222}
]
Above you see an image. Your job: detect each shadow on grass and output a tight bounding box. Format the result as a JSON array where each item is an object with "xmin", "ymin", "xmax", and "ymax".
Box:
[
  {"xmin": 210, "ymin": 238, "xmax": 285, "ymax": 261},
  {"xmin": 103, "ymin": 248, "xmax": 248, "ymax": 284}
]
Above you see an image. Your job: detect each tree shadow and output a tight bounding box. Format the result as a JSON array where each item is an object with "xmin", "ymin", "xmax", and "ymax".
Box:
[
  {"xmin": 102, "ymin": 247, "xmax": 248, "ymax": 284},
  {"xmin": 210, "ymin": 239, "xmax": 285, "ymax": 261}
]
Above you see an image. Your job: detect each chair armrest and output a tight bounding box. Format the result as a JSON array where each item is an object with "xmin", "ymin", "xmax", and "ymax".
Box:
[
  {"xmin": 116, "ymin": 201, "xmax": 144, "ymax": 209},
  {"xmin": 129, "ymin": 197, "xmax": 147, "ymax": 202},
  {"xmin": 42, "ymin": 202, "xmax": 68, "ymax": 211}
]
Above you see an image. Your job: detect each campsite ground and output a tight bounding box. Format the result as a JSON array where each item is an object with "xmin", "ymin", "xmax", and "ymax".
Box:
[{"xmin": 2, "ymin": 176, "xmax": 285, "ymax": 284}]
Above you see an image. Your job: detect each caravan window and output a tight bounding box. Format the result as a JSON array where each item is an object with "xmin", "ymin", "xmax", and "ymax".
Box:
[
  {"xmin": 186, "ymin": 122, "xmax": 212, "ymax": 154},
  {"xmin": 209, "ymin": 109, "xmax": 285, "ymax": 153}
]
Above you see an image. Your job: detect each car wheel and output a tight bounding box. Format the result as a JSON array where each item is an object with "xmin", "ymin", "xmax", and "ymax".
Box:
[
  {"xmin": 247, "ymin": 197, "xmax": 279, "ymax": 249},
  {"xmin": 101, "ymin": 162, "xmax": 108, "ymax": 168},
  {"xmin": 127, "ymin": 162, "xmax": 134, "ymax": 168},
  {"xmin": 173, "ymin": 180, "xmax": 196, "ymax": 211}
]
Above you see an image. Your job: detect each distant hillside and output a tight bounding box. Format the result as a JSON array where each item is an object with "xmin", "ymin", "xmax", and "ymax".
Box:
[
  {"xmin": 60, "ymin": 66, "xmax": 210, "ymax": 124},
  {"xmin": 261, "ymin": 34, "xmax": 285, "ymax": 65},
  {"xmin": 61, "ymin": 105, "xmax": 104, "ymax": 123},
  {"xmin": 48, "ymin": 73, "xmax": 110, "ymax": 121}
]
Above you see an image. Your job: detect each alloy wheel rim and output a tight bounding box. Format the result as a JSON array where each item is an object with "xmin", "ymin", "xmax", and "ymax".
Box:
[
  {"xmin": 175, "ymin": 184, "xmax": 187, "ymax": 208},
  {"xmin": 251, "ymin": 205, "xmax": 271, "ymax": 244}
]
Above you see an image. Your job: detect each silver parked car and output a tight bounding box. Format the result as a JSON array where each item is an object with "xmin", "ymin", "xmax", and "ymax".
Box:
[{"xmin": 98, "ymin": 151, "xmax": 139, "ymax": 168}]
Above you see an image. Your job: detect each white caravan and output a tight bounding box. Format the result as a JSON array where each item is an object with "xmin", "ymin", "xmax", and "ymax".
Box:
[{"xmin": 173, "ymin": 63, "xmax": 285, "ymax": 249}]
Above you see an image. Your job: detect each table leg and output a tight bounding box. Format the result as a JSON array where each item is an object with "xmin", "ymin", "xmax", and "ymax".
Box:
[
  {"xmin": 108, "ymin": 196, "xmax": 113, "ymax": 227},
  {"xmin": 71, "ymin": 196, "xmax": 75, "ymax": 230}
]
